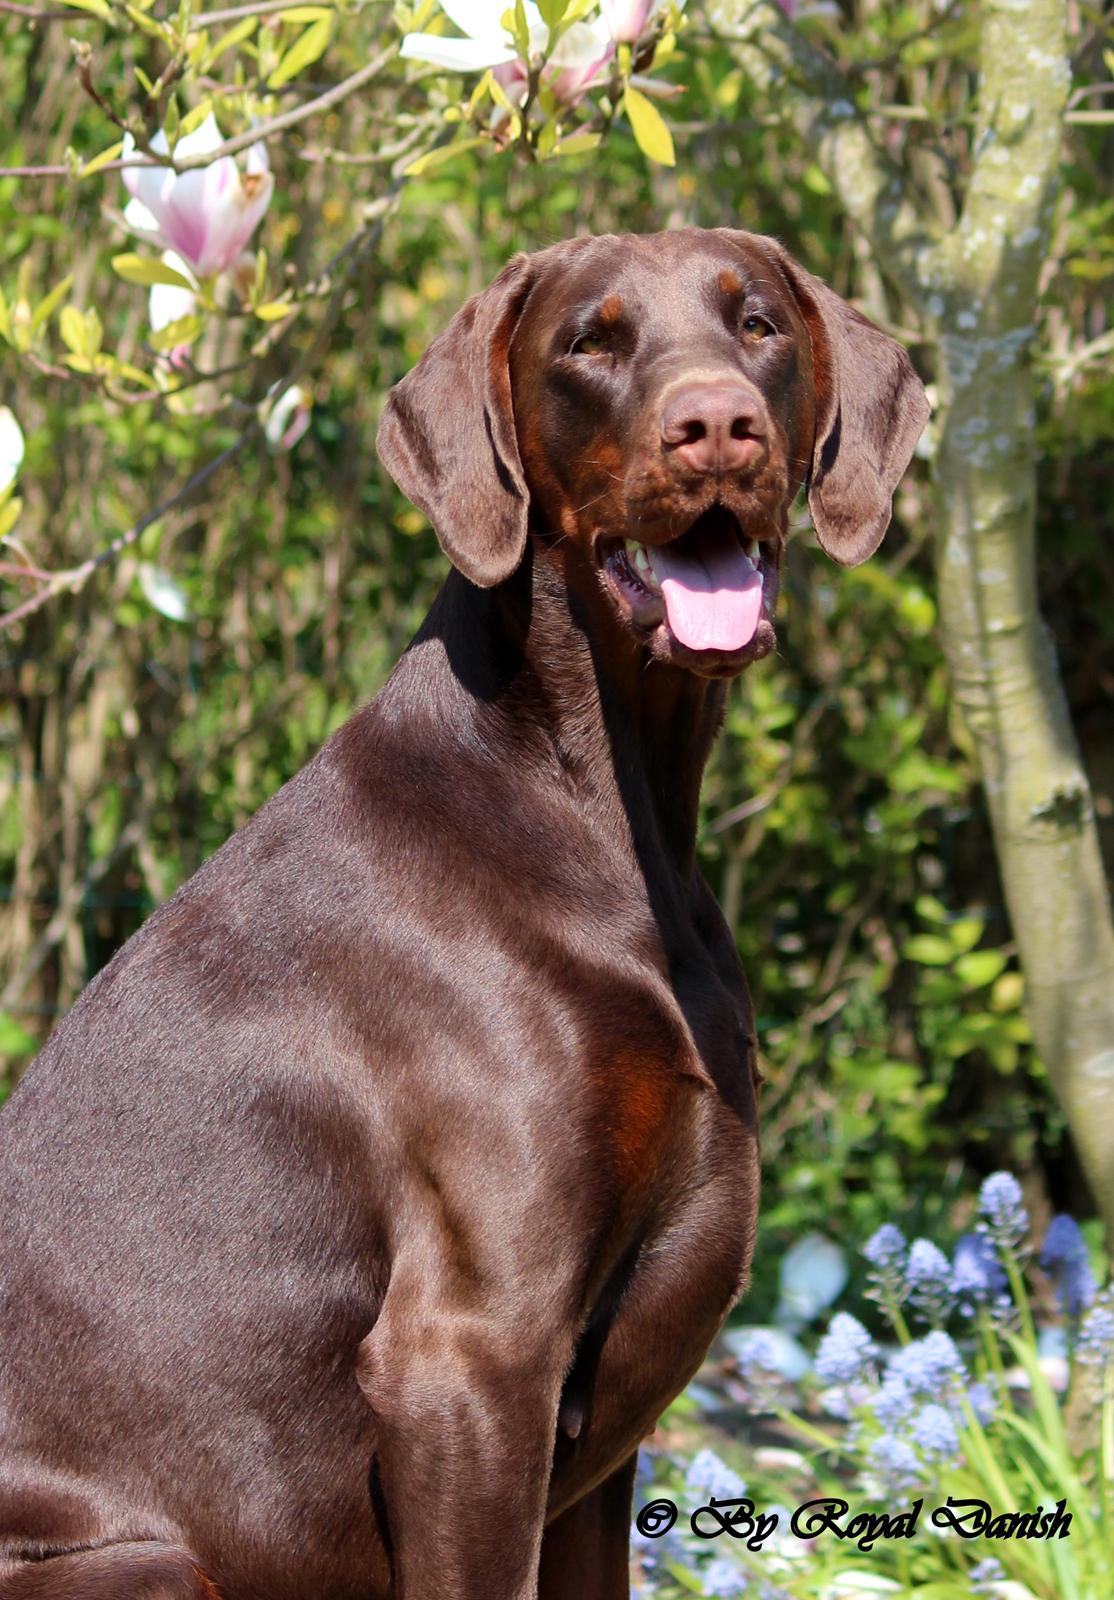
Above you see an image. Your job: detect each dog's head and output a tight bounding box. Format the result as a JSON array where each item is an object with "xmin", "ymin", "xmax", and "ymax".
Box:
[{"xmin": 377, "ymin": 229, "xmax": 929, "ymax": 679}]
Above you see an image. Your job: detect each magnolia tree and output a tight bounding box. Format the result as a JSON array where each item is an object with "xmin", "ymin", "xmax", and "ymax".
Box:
[
  {"xmin": 1, "ymin": 0, "xmax": 1112, "ymax": 1235},
  {"xmin": 0, "ymin": 0, "xmax": 689, "ymax": 631}
]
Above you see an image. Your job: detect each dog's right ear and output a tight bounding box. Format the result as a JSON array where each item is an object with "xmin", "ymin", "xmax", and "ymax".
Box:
[{"xmin": 376, "ymin": 254, "xmax": 537, "ymax": 589}]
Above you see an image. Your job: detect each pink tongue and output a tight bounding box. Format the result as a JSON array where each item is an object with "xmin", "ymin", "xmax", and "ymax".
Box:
[{"xmin": 648, "ymin": 537, "xmax": 764, "ymax": 653}]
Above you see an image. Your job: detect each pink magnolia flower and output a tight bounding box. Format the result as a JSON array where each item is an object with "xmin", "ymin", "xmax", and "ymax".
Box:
[
  {"xmin": 600, "ymin": 0, "xmax": 658, "ymax": 44},
  {"xmin": 121, "ymin": 114, "xmax": 273, "ymax": 280},
  {"xmin": 543, "ymin": 18, "xmax": 614, "ymax": 106},
  {"xmin": 0, "ymin": 406, "xmax": 24, "ymax": 495},
  {"xmin": 402, "ymin": 0, "xmax": 612, "ymax": 109},
  {"xmin": 264, "ymin": 382, "xmax": 311, "ymax": 452}
]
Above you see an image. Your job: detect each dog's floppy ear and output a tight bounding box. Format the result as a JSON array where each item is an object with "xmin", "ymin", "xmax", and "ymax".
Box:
[
  {"xmin": 376, "ymin": 254, "xmax": 536, "ymax": 588},
  {"xmin": 770, "ymin": 243, "xmax": 929, "ymax": 566}
]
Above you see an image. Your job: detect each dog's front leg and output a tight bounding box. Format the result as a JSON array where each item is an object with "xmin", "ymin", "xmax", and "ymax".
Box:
[{"xmin": 357, "ymin": 1258, "xmax": 575, "ymax": 1600}]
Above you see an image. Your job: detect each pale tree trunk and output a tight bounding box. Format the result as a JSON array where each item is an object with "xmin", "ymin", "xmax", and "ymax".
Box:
[{"xmin": 706, "ymin": 0, "xmax": 1114, "ymax": 1236}]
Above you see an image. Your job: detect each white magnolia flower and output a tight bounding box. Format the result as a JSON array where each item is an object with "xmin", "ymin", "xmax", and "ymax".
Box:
[
  {"xmin": 600, "ymin": 0, "xmax": 658, "ymax": 43},
  {"xmin": 264, "ymin": 382, "xmax": 311, "ymax": 452},
  {"xmin": 400, "ymin": 0, "xmax": 537, "ymax": 73},
  {"xmin": 0, "ymin": 405, "xmax": 25, "ymax": 495},
  {"xmin": 545, "ymin": 16, "xmax": 613, "ymax": 103},
  {"xmin": 149, "ymin": 250, "xmax": 199, "ymax": 333},
  {"xmin": 121, "ymin": 114, "xmax": 273, "ymax": 280},
  {"xmin": 401, "ymin": 0, "xmax": 613, "ymax": 106}
]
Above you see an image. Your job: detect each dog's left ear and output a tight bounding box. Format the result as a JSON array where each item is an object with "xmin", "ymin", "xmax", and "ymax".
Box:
[
  {"xmin": 376, "ymin": 254, "xmax": 536, "ymax": 588},
  {"xmin": 770, "ymin": 243, "xmax": 930, "ymax": 566}
]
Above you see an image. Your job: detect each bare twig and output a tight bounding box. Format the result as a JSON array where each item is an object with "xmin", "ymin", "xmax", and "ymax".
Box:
[
  {"xmin": 131, "ymin": 43, "xmax": 400, "ymax": 172},
  {"xmin": 0, "ymin": 0, "xmax": 74, "ymax": 15},
  {"xmin": 0, "ymin": 42, "xmax": 398, "ymax": 180},
  {"xmin": 0, "ymin": 433, "xmax": 254, "ymax": 634}
]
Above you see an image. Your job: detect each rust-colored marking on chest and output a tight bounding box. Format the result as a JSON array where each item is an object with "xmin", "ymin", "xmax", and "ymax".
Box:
[{"xmin": 604, "ymin": 1049, "xmax": 686, "ymax": 1196}]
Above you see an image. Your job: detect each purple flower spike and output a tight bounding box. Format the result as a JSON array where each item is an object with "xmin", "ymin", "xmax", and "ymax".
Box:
[
  {"xmin": 970, "ymin": 1556, "xmax": 1005, "ymax": 1593},
  {"xmin": 906, "ymin": 1238, "xmax": 955, "ymax": 1325},
  {"xmin": 977, "ymin": 1172, "xmax": 1028, "ymax": 1249},
  {"xmin": 863, "ymin": 1223, "xmax": 907, "ymax": 1270},
  {"xmin": 1077, "ymin": 1296, "xmax": 1114, "ymax": 1369},
  {"xmin": 814, "ymin": 1313, "xmax": 877, "ymax": 1385},
  {"xmin": 912, "ymin": 1402, "xmax": 960, "ymax": 1461},
  {"xmin": 702, "ymin": 1556, "xmax": 750, "ymax": 1596},
  {"xmin": 952, "ymin": 1231, "xmax": 1007, "ymax": 1310},
  {"xmin": 685, "ymin": 1448, "xmax": 746, "ymax": 1505},
  {"xmin": 872, "ymin": 1372, "xmax": 914, "ymax": 1429},
  {"xmin": 891, "ymin": 1330, "xmax": 966, "ymax": 1394},
  {"xmin": 864, "ymin": 1435, "xmax": 922, "ymax": 1496},
  {"xmin": 1040, "ymin": 1215, "xmax": 1097, "ymax": 1317}
]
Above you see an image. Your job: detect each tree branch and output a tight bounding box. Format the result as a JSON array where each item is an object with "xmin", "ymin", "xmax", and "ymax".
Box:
[
  {"xmin": 0, "ymin": 433, "xmax": 253, "ymax": 634},
  {"xmin": 701, "ymin": 0, "xmax": 943, "ymax": 301}
]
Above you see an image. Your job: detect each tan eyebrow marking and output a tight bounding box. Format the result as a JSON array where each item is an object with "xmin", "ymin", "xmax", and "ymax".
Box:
[
  {"xmin": 598, "ymin": 294, "xmax": 624, "ymax": 326},
  {"xmin": 718, "ymin": 268, "xmax": 744, "ymax": 296}
]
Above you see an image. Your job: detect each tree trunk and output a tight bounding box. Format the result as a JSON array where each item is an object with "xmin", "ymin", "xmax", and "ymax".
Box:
[{"xmin": 707, "ymin": 0, "xmax": 1114, "ymax": 1235}]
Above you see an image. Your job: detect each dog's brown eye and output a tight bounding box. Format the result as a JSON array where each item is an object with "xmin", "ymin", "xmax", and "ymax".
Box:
[
  {"xmin": 742, "ymin": 316, "xmax": 772, "ymax": 341},
  {"xmin": 570, "ymin": 332, "xmax": 608, "ymax": 356}
]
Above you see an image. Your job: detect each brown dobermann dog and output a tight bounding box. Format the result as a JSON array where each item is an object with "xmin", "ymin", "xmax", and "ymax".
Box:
[{"xmin": 0, "ymin": 229, "xmax": 927, "ymax": 1599}]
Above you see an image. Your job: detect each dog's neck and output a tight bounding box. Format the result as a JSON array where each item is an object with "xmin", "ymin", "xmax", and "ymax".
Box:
[{"xmin": 404, "ymin": 549, "xmax": 726, "ymax": 877}]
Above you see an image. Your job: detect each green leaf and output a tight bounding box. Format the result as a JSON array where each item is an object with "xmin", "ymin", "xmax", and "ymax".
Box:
[
  {"xmin": 113, "ymin": 254, "xmax": 197, "ymax": 292},
  {"xmin": 0, "ymin": 496, "xmax": 22, "ymax": 542},
  {"xmin": 79, "ymin": 139, "xmax": 125, "ymax": 179},
  {"xmin": 536, "ymin": 0, "xmax": 568, "ymax": 29},
  {"xmin": 404, "ymin": 137, "xmax": 484, "ymax": 175},
  {"xmin": 511, "ymin": 0, "xmax": 531, "ymax": 56},
  {"xmin": 83, "ymin": 307, "xmax": 103, "ymax": 356},
  {"xmin": 104, "ymin": 359, "xmax": 159, "ymax": 389},
  {"xmin": 954, "ymin": 949, "xmax": 1009, "ymax": 989},
  {"xmin": 0, "ymin": 1011, "xmax": 37, "ymax": 1058},
  {"xmin": 30, "ymin": 274, "xmax": 74, "ymax": 334},
  {"xmin": 162, "ymin": 94, "xmax": 180, "ymax": 151},
  {"xmin": 59, "ymin": 304, "xmax": 90, "ymax": 356},
  {"xmin": 198, "ymin": 16, "xmax": 258, "ymax": 70},
  {"xmin": 61, "ymin": 0, "xmax": 112, "ymax": 15},
  {"xmin": 178, "ymin": 99, "xmax": 216, "ymax": 139},
  {"xmin": 949, "ymin": 916, "xmax": 984, "ymax": 952},
  {"xmin": 990, "ymin": 970, "xmax": 1025, "ymax": 1011},
  {"xmin": 253, "ymin": 300, "xmax": 296, "ymax": 321},
  {"xmin": 149, "ymin": 312, "xmax": 204, "ymax": 352},
  {"xmin": 550, "ymin": 131, "xmax": 602, "ymax": 158},
  {"xmin": 268, "ymin": 15, "xmax": 333, "ymax": 89},
  {"xmin": 125, "ymin": 3, "xmax": 173, "ymax": 38},
  {"xmin": 536, "ymin": 117, "xmax": 559, "ymax": 160},
  {"xmin": 623, "ymin": 86, "xmax": 675, "ymax": 166},
  {"xmin": 715, "ymin": 68, "xmax": 743, "ymax": 110},
  {"xmin": 903, "ymin": 934, "xmax": 955, "ymax": 966}
]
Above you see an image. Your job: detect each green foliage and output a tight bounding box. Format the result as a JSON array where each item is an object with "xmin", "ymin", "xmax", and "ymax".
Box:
[
  {"xmin": 0, "ymin": 0, "xmax": 1111, "ymax": 1260},
  {"xmin": 638, "ymin": 1181, "xmax": 1113, "ymax": 1599}
]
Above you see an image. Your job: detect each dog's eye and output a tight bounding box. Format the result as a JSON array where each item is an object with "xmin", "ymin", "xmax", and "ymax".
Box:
[
  {"xmin": 569, "ymin": 332, "xmax": 609, "ymax": 356},
  {"xmin": 742, "ymin": 316, "xmax": 773, "ymax": 341}
]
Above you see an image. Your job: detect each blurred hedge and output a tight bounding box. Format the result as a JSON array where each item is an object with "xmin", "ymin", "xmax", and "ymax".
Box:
[{"xmin": 1, "ymin": 3, "xmax": 1111, "ymax": 1313}]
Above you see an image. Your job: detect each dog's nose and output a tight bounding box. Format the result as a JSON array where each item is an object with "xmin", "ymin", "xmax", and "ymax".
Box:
[{"xmin": 660, "ymin": 383, "xmax": 765, "ymax": 474}]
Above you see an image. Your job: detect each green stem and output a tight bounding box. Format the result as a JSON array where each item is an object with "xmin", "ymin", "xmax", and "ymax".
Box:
[
  {"xmin": 976, "ymin": 1304, "xmax": 1016, "ymax": 1415},
  {"xmin": 1001, "ymin": 1246, "xmax": 1038, "ymax": 1348},
  {"xmin": 768, "ymin": 1401, "xmax": 846, "ymax": 1456},
  {"xmin": 1102, "ymin": 1369, "xmax": 1114, "ymax": 1550}
]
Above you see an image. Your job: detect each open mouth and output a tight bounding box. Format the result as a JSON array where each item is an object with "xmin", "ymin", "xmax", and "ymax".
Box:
[{"xmin": 601, "ymin": 506, "xmax": 778, "ymax": 661}]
